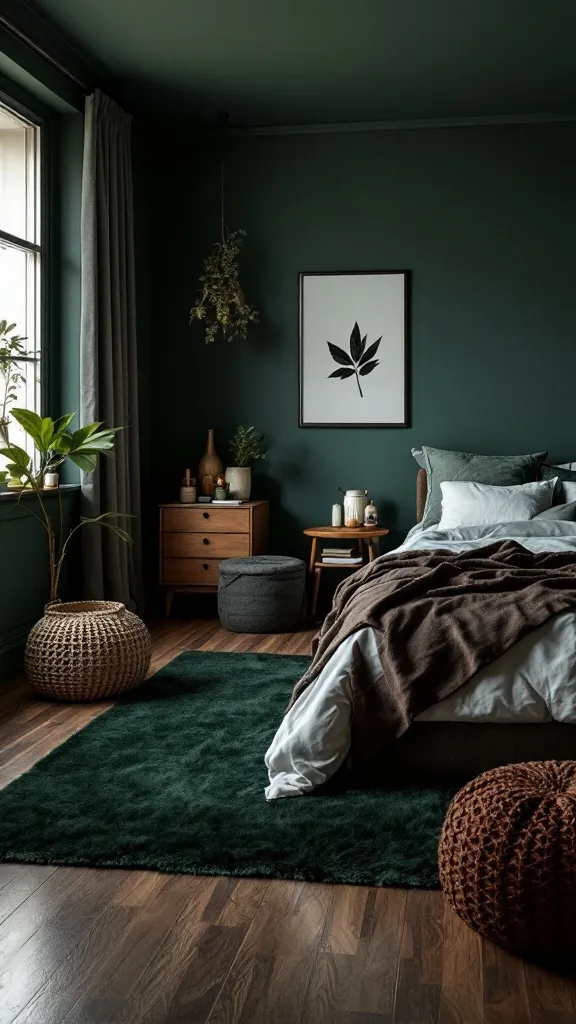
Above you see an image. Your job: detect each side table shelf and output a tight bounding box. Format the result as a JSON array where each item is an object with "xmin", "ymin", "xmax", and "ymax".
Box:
[{"xmin": 303, "ymin": 525, "xmax": 390, "ymax": 617}]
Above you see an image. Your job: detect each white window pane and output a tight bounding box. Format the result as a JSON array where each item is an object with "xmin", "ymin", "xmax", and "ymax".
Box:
[
  {"xmin": 0, "ymin": 243, "xmax": 39, "ymax": 352},
  {"xmin": 0, "ymin": 243, "xmax": 40, "ymax": 465},
  {"xmin": 0, "ymin": 106, "xmax": 39, "ymax": 244},
  {"xmin": 1, "ymin": 360, "xmax": 40, "ymax": 457}
]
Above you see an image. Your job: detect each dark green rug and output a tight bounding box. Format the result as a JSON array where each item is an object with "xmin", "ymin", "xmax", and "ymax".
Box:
[{"xmin": 0, "ymin": 652, "xmax": 453, "ymax": 888}]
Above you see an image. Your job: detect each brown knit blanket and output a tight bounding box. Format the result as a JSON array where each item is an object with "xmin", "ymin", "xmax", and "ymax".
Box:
[{"xmin": 291, "ymin": 541, "xmax": 576, "ymax": 767}]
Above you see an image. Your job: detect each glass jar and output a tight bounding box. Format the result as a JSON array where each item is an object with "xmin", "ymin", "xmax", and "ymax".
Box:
[{"xmin": 343, "ymin": 489, "xmax": 368, "ymax": 528}]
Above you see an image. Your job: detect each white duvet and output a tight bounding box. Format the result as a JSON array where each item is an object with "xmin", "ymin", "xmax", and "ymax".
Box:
[{"xmin": 265, "ymin": 521, "xmax": 576, "ymax": 800}]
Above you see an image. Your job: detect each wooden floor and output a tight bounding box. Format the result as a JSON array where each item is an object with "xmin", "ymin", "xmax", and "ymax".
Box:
[{"xmin": 1, "ymin": 616, "xmax": 575, "ymax": 1023}]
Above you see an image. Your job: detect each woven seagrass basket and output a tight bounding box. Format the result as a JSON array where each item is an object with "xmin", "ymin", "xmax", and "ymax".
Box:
[
  {"xmin": 25, "ymin": 601, "xmax": 151, "ymax": 701},
  {"xmin": 439, "ymin": 761, "xmax": 576, "ymax": 957}
]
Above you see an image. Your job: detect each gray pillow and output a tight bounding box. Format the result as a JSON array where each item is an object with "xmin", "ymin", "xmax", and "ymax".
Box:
[
  {"xmin": 411, "ymin": 447, "xmax": 426, "ymax": 469},
  {"xmin": 421, "ymin": 447, "xmax": 547, "ymax": 528},
  {"xmin": 539, "ymin": 464, "xmax": 576, "ymax": 503},
  {"xmin": 535, "ymin": 501, "xmax": 576, "ymax": 522}
]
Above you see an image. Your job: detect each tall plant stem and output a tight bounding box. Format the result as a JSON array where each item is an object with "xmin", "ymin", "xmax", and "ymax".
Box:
[{"xmin": 355, "ymin": 369, "xmax": 364, "ymax": 398}]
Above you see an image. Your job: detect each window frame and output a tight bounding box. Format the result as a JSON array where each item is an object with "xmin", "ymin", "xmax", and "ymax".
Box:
[{"xmin": 0, "ymin": 84, "xmax": 50, "ymax": 422}]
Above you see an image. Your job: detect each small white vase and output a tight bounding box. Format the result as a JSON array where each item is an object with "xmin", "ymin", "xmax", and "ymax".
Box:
[{"xmin": 225, "ymin": 466, "xmax": 251, "ymax": 500}]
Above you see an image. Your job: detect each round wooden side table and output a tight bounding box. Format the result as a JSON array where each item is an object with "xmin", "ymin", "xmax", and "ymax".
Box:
[{"xmin": 303, "ymin": 525, "xmax": 390, "ymax": 617}]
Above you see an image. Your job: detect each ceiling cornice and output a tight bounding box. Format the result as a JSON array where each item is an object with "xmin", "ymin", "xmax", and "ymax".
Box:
[{"xmin": 192, "ymin": 109, "xmax": 576, "ymax": 139}]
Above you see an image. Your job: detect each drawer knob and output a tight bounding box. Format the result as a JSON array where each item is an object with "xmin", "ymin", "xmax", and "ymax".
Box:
[
  {"xmin": 202, "ymin": 537, "xmax": 210, "ymax": 545},
  {"xmin": 203, "ymin": 512, "xmax": 209, "ymax": 519},
  {"xmin": 203, "ymin": 563, "xmax": 209, "ymax": 570}
]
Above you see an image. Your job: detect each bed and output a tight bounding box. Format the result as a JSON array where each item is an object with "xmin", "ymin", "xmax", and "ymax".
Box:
[{"xmin": 265, "ymin": 468, "xmax": 576, "ymax": 800}]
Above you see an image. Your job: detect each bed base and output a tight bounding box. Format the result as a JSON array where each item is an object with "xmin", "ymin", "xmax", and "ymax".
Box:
[{"xmin": 354, "ymin": 722, "xmax": 576, "ymax": 787}]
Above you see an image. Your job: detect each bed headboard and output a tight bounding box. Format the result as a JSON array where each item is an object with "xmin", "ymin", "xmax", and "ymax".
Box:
[{"xmin": 416, "ymin": 468, "xmax": 427, "ymax": 523}]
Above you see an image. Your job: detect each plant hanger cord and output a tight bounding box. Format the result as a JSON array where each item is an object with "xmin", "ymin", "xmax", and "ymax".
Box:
[{"xmin": 219, "ymin": 110, "xmax": 229, "ymax": 244}]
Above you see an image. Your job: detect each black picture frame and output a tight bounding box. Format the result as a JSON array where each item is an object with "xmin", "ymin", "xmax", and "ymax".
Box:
[{"xmin": 298, "ymin": 270, "xmax": 411, "ymax": 428}]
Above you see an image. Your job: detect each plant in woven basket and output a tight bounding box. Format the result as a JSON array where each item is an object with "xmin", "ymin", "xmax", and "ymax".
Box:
[{"xmin": 0, "ymin": 409, "xmax": 131, "ymax": 602}]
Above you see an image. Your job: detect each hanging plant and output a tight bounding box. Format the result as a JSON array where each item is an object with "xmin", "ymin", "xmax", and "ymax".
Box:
[
  {"xmin": 190, "ymin": 114, "xmax": 259, "ymax": 344},
  {"xmin": 190, "ymin": 229, "xmax": 259, "ymax": 344}
]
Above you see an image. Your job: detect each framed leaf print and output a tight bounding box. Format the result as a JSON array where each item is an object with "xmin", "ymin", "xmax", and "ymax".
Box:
[{"xmin": 299, "ymin": 271, "xmax": 410, "ymax": 427}]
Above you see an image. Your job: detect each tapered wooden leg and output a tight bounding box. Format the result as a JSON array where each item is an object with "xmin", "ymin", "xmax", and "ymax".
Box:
[
  {"xmin": 165, "ymin": 588, "xmax": 174, "ymax": 617},
  {"xmin": 311, "ymin": 568, "xmax": 322, "ymax": 617},
  {"xmin": 309, "ymin": 537, "xmax": 318, "ymax": 575},
  {"xmin": 368, "ymin": 539, "xmax": 376, "ymax": 562}
]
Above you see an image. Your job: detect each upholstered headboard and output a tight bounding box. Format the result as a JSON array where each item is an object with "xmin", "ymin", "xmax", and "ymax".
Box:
[{"xmin": 416, "ymin": 468, "xmax": 427, "ymax": 523}]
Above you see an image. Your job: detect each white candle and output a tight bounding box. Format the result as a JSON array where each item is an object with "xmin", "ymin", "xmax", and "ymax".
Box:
[{"xmin": 331, "ymin": 503, "xmax": 342, "ymax": 527}]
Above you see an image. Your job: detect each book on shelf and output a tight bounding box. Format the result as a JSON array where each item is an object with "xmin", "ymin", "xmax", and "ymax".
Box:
[
  {"xmin": 211, "ymin": 499, "xmax": 247, "ymax": 505},
  {"xmin": 321, "ymin": 556, "xmax": 363, "ymax": 565},
  {"xmin": 322, "ymin": 546, "xmax": 356, "ymax": 557}
]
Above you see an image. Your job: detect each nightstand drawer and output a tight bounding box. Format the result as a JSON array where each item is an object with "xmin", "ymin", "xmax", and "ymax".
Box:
[
  {"xmin": 162, "ymin": 507, "xmax": 250, "ymax": 533},
  {"xmin": 162, "ymin": 532, "xmax": 250, "ymax": 559},
  {"xmin": 162, "ymin": 558, "xmax": 221, "ymax": 586}
]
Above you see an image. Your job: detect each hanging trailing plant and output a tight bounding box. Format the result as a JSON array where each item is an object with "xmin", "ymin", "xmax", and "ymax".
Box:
[
  {"xmin": 190, "ymin": 230, "xmax": 259, "ymax": 344},
  {"xmin": 189, "ymin": 113, "xmax": 259, "ymax": 344}
]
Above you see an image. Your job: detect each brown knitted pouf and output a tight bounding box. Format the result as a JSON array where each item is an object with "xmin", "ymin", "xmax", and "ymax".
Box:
[{"xmin": 439, "ymin": 761, "xmax": 576, "ymax": 957}]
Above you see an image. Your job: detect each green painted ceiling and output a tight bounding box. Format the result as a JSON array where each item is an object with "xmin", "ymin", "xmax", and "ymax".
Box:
[{"xmin": 30, "ymin": 0, "xmax": 576, "ymax": 125}]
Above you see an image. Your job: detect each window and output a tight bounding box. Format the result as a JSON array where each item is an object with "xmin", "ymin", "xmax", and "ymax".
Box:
[{"xmin": 0, "ymin": 100, "xmax": 42, "ymax": 458}]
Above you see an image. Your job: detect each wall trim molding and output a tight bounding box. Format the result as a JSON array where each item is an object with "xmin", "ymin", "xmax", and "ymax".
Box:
[
  {"xmin": 195, "ymin": 109, "xmax": 576, "ymax": 140},
  {"xmin": 0, "ymin": 617, "xmax": 34, "ymax": 656}
]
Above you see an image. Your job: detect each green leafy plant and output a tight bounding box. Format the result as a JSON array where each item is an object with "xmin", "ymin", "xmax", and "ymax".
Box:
[
  {"xmin": 0, "ymin": 409, "xmax": 131, "ymax": 602},
  {"xmin": 0, "ymin": 320, "xmax": 29, "ymax": 445},
  {"xmin": 190, "ymin": 229, "xmax": 259, "ymax": 344},
  {"xmin": 229, "ymin": 425, "xmax": 268, "ymax": 468},
  {"xmin": 327, "ymin": 322, "xmax": 381, "ymax": 398}
]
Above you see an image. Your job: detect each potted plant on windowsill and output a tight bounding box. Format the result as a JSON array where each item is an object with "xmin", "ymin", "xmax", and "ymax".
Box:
[
  {"xmin": 1, "ymin": 409, "xmax": 150, "ymax": 700},
  {"xmin": 225, "ymin": 425, "xmax": 268, "ymax": 500}
]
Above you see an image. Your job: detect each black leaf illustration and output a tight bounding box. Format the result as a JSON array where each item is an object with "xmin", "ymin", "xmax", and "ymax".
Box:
[
  {"xmin": 359, "ymin": 359, "xmax": 379, "ymax": 376},
  {"xmin": 328, "ymin": 367, "xmax": 355, "ymax": 379},
  {"xmin": 326, "ymin": 324, "xmax": 382, "ymax": 398},
  {"xmin": 350, "ymin": 322, "xmax": 363, "ymax": 363},
  {"xmin": 359, "ymin": 337, "xmax": 381, "ymax": 366},
  {"xmin": 327, "ymin": 342, "xmax": 353, "ymax": 366}
]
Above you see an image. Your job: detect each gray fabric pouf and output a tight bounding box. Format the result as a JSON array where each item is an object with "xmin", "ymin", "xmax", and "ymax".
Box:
[{"xmin": 218, "ymin": 556, "xmax": 307, "ymax": 633}]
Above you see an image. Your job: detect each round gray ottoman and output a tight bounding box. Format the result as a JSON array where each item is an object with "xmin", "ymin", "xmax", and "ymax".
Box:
[{"xmin": 218, "ymin": 556, "xmax": 307, "ymax": 633}]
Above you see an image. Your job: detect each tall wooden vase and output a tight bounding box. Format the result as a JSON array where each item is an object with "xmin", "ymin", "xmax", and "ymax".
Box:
[{"xmin": 198, "ymin": 429, "xmax": 224, "ymax": 496}]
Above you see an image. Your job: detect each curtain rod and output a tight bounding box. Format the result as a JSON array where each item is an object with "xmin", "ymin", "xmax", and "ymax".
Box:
[{"xmin": 0, "ymin": 12, "xmax": 90, "ymax": 93}]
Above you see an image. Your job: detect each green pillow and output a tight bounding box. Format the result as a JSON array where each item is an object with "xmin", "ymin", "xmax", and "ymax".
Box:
[
  {"xmin": 421, "ymin": 447, "xmax": 547, "ymax": 528},
  {"xmin": 539, "ymin": 464, "xmax": 576, "ymax": 502}
]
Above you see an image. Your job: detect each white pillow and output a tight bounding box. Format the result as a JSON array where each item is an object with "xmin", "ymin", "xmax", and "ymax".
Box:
[
  {"xmin": 563, "ymin": 481, "xmax": 576, "ymax": 503},
  {"xmin": 438, "ymin": 479, "xmax": 557, "ymax": 530}
]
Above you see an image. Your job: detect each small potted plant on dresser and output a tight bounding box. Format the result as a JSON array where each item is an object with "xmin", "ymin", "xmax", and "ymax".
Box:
[{"xmin": 225, "ymin": 426, "xmax": 268, "ymax": 500}]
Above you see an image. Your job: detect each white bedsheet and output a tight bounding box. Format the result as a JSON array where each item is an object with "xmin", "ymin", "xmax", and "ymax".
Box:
[{"xmin": 265, "ymin": 521, "xmax": 576, "ymax": 800}]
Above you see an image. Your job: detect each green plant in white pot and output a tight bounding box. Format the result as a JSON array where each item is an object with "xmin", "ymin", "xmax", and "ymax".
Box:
[
  {"xmin": 225, "ymin": 425, "xmax": 268, "ymax": 500},
  {"xmin": 0, "ymin": 408, "xmax": 129, "ymax": 601}
]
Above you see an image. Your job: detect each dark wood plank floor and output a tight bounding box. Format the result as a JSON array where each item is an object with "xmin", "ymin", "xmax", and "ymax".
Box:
[{"xmin": 0, "ymin": 615, "xmax": 574, "ymax": 1023}]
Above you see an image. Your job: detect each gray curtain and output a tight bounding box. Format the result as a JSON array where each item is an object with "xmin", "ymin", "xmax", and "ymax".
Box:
[{"xmin": 80, "ymin": 89, "xmax": 144, "ymax": 612}]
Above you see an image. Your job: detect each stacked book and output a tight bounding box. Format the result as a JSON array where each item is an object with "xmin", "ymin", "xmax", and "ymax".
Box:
[{"xmin": 321, "ymin": 545, "xmax": 363, "ymax": 566}]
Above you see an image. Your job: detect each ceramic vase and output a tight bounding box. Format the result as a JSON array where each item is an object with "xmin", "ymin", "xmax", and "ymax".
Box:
[
  {"xmin": 198, "ymin": 429, "xmax": 224, "ymax": 496},
  {"xmin": 225, "ymin": 466, "xmax": 251, "ymax": 500}
]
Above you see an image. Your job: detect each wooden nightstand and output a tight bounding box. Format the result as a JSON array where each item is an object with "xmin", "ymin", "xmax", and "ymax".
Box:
[
  {"xmin": 303, "ymin": 524, "xmax": 390, "ymax": 616},
  {"xmin": 159, "ymin": 501, "xmax": 269, "ymax": 616}
]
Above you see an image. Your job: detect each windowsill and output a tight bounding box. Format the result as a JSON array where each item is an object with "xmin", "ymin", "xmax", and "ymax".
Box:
[{"xmin": 0, "ymin": 484, "xmax": 80, "ymax": 501}]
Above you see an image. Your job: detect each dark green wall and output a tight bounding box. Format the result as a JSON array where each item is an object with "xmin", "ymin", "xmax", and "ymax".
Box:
[
  {"xmin": 150, "ymin": 121, "xmax": 575, "ymax": 559},
  {"xmin": 0, "ymin": 490, "xmax": 79, "ymax": 678}
]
